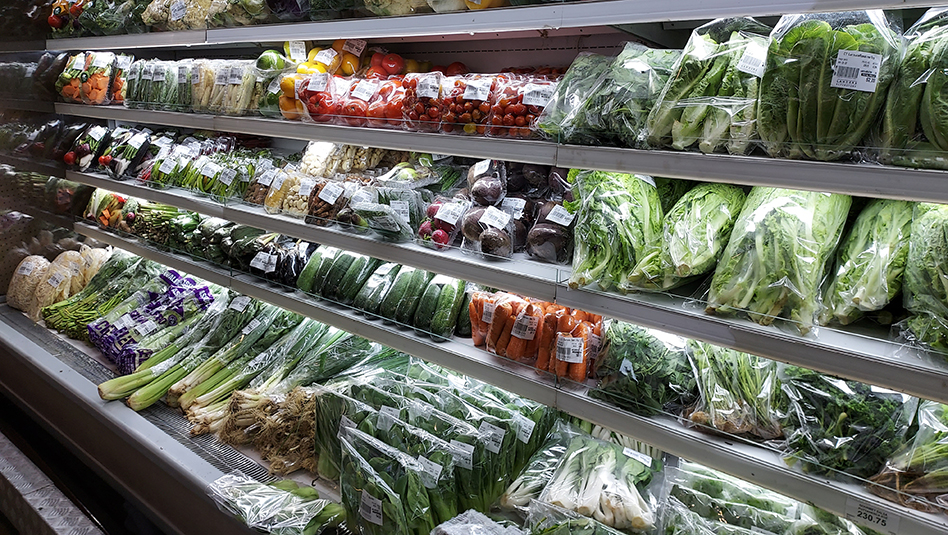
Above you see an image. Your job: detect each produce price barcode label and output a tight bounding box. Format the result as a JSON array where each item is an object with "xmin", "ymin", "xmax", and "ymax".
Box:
[
  {"xmin": 158, "ymin": 158, "xmax": 176, "ymax": 175},
  {"xmin": 378, "ymin": 405, "xmax": 400, "ymax": 432},
  {"xmin": 215, "ymin": 68, "xmax": 230, "ymax": 86},
  {"xmin": 546, "ymin": 204, "xmax": 575, "ymax": 226},
  {"xmin": 472, "ymin": 159, "xmax": 490, "ymax": 176},
  {"xmin": 202, "ymin": 162, "xmax": 222, "ymax": 178},
  {"xmin": 250, "ymin": 252, "xmax": 277, "ymax": 273},
  {"xmin": 556, "ymin": 335, "xmax": 585, "ymax": 363},
  {"xmin": 351, "ymin": 80, "xmax": 379, "ymax": 102},
  {"xmin": 416, "ymin": 455, "xmax": 443, "ymax": 489},
  {"xmin": 89, "ymin": 126, "xmax": 106, "ymax": 141},
  {"xmin": 229, "ymin": 296, "xmax": 252, "ymax": 312},
  {"xmin": 170, "ymin": 0, "xmax": 187, "ymax": 21},
  {"xmin": 501, "ymin": 197, "xmax": 526, "ymax": 219},
  {"xmin": 91, "ymin": 54, "xmax": 110, "ymax": 69},
  {"xmin": 47, "ymin": 271, "xmax": 66, "ymax": 288},
  {"xmin": 241, "ymin": 318, "xmax": 261, "ymax": 335},
  {"xmin": 69, "ymin": 54, "xmax": 86, "ymax": 71},
  {"xmin": 436, "ymin": 202, "xmax": 466, "ymax": 225},
  {"xmin": 736, "ymin": 40, "xmax": 768, "ymax": 78},
  {"xmin": 128, "ymin": 133, "xmax": 147, "ymax": 150},
  {"xmin": 256, "ymin": 169, "xmax": 276, "ymax": 187},
  {"xmin": 418, "ymin": 76, "xmax": 440, "ymax": 99},
  {"xmin": 343, "ymin": 39, "xmax": 367, "ymax": 56},
  {"xmin": 480, "ymin": 206, "xmax": 511, "ymax": 230},
  {"xmin": 481, "ymin": 302, "xmax": 496, "ymax": 324},
  {"xmin": 308, "ymin": 73, "xmax": 329, "ymax": 92},
  {"xmin": 511, "ymin": 313, "xmax": 539, "ymax": 340},
  {"xmin": 15, "ymin": 261, "xmax": 33, "ymax": 276},
  {"xmin": 390, "ymin": 200, "xmax": 411, "ymax": 223},
  {"xmin": 339, "ymin": 415, "xmax": 357, "ymax": 432},
  {"xmin": 287, "ymin": 41, "xmax": 307, "ymax": 62},
  {"xmin": 523, "ymin": 83, "xmax": 556, "ymax": 107},
  {"xmin": 360, "ymin": 491, "xmax": 384, "ymax": 526},
  {"xmin": 315, "ymin": 48, "xmax": 338, "ymax": 66},
  {"xmin": 271, "ymin": 172, "xmax": 287, "ymax": 192},
  {"xmin": 218, "ymin": 168, "xmax": 237, "ymax": 186},
  {"xmin": 228, "ymin": 66, "xmax": 245, "ymax": 85},
  {"xmin": 512, "ymin": 412, "xmax": 536, "ymax": 444},
  {"xmin": 449, "ymin": 440, "xmax": 475, "ymax": 470},
  {"xmin": 845, "ymin": 498, "xmax": 900, "ymax": 535},
  {"xmin": 831, "ymin": 50, "xmax": 882, "ymax": 93},
  {"xmin": 478, "ymin": 421, "xmax": 506, "ymax": 454},
  {"xmin": 621, "ymin": 447, "xmax": 653, "ymax": 467},
  {"xmin": 135, "ymin": 319, "xmax": 159, "ymax": 337},
  {"xmin": 177, "ymin": 65, "xmax": 189, "ymax": 85},
  {"xmin": 318, "ymin": 182, "xmax": 344, "ymax": 204},
  {"xmin": 463, "ymin": 79, "xmax": 492, "ymax": 101},
  {"xmin": 298, "ymin": 179, "xmax": 317, "ymax": 198}
]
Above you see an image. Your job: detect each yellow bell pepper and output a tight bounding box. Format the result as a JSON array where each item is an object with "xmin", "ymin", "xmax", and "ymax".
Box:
[
  {"xmin": 296, "ymin": 62, "xmax": 328, "ymax": 75},
  {"xmin": 307, "ymin": 47, "xmax": 342, "ymax": 74},
  {"xmin": 340, "ymin": 53, "xmax": 360, "ymax": 76}
]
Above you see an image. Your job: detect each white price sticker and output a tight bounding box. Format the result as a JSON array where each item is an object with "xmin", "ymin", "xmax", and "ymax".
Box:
[
  {"xmin": 418, "ymin": 75, "xmax": 440, "ymax": 99},
  {"xmin": 15, "ymin": 261, "xmax": 34, "ymax": 276},
  {"xmin": 378, "ymin": 405, "xmax": 400, "ymax": 432},
  {"xmin": 271, "ymin": 171, "xmax": 287, "ymax": 192},
  {"xmin": 115, "ymin": 314, "xmax": 133, "ymax": 329},
  {"xmin": 360, "ymin": 491, "xmax": 384, "ymax": 526},
  {"xmin": 68, "ymin": 262, "xmax": 81, "ymax": 276},
  {"xmin": 556, "ymin": 335, "xmax": 585, "ymax": 363},
  {"xmin": 831, "ymin": 50, "xmax": 882, "ymax": 93},
  {"xmin": 545, "ymin": 204, "xmax": 575, "ymax": 226},
  {"xmin": 435, "ymin": 202, "xmax": 465, "ymax": 225},
  {"xmin": 89, "ymin": 126, "xmax": 106, "ymax": 141},
  {"xmin": 481, "ymin": 302, "xmax": 495, "ymax": 324},
  {"xmin": 390, "ymin": 200, "xmax": 411, "ymax": 223},
  {"xmin": 416, "ymin": 455, "xmax": 443, "ymax": 489},
  {"xmin": 318, "ymin": 182, "xmax": 344, "ymax": 204},
  {"xmin": 472, "ymin": 159, "xmax": 490, "ymax": 177},
  {"xmin": 298, "ymin": 178, "xmax": 317, "ymax": 198},
  {"xmin": 135, "ymin": 319, "xmax": 159, "ymax": 337},
  {"xmin": 619, "ymin": 358, "xmax": 635, "ymax": 377},
  {"xmin": 69, "ymin": 53, "xmax": 86, "ymax": 71},
  {"xmin": 350, "ymin": 79, "xmax": 379, "ymax": 102},
  {"xmin": 218, "ymin": 168, "xmax": 237, "ymax": 186},
  {"xmin": 47, "ymin": 271, "xmax": 66, "ymax": 288},
  {"xmin": 350, "ymin": 190, "xmax": 373, "ymax": 205},
  {"xmin": 462, "ymin": 79, "xmax": 491, "ymax": 101},
  {"xmin": 307, "ymin": 72, "xmax": 329, "ymax": 92},
  {"xmin": 622, "ymin": 447, "xmax": 653, "ymax": 467},
  {"xmin": 257, "ymin": 169, "xmax": 276, "ymax": 187},
  {"xmin": 845, "ymin": 498, "xmax": 900, "ymax": 535},
  {"xmin": 511, "ymin": 314, "xmax": 539, "ymax": 340},
  {"xmin": 202, "ymin": 162, "xmax": 221, "ymax": 178},
  {"xmin": 241, "ymin": 318, "xmax": 262, "ymax": 335},
  {"xmin": 501, "ymin": 197, "xmax": 526, "ymax": 220},
  {"xmin": 250, "ymin": 252, "xmax": 276, "ymax": 273},
  {"xmin": 91, "ymin": 54, "xmax": 110, "ymax": 69},
  {"xmin": 589, "ymin": 333, "xmax": 601, "ymax": 360},
  {"xmin": 314, "ymin": 48, "xmax": 337, "ymax": 66},
  {"xmin": 128, "ymin": 133, "xmax": 147, "ymax": 150},
  {"xmin": 479, "ymin": 206, "xmax": 510, "ymax": 230},
  {"xmin": 736, "ymin": 40, "xmax": 768, "ymax": 78},
  {"xmin": 523, "ymin": 83, "xmax": 555, "ymax": 107},
  {"xmin": 343, "ymin": 39, "xmax": 367, "ymax": 56},
  {"xmin": 478, "ymin": 421, "xmax": 506, "ymax": 454},
  {"xmin": 229, "ymin": 296, "xmax": 252, "ymax": 312},
  {"xmin": 287, "ymin": 41, "xmax": 307, "ymax": 62},
  {"xmin": 267, "ymin": 76, "xmax": 281, "ymax": 94},
  {"xmin": 117, "ymin": 55, "xmax": 132, "ymax": 71},
  {"xmin": 450, "ymin": 440, "xmax": 475, "ymax": 470},
  {"xmin": 513, "ymin": 412, "xmax": 536, "ymax": 444},
  {"xmin": 170, "ymin": 0, "xmax": 187, "ymax": 21},
  {"xmin": 215, "ymin": 68, "xmax": 229, "ymax": 86},
  {"xmin": 228, "ymin": 65, "xmax": 245, "ymax": 84}
]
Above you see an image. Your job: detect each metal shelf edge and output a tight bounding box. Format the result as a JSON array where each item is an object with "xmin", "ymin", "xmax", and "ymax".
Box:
[
  {"xmin": 46, "ymin": 30, "xmax": 207, "ymax": 51},
  {"xmin": 66, "ymin": 171, "xmax": 226, "ymax": 218},
  {"xmin": 55, "ymin": 103, "xmax": 217, "ymax": 130}
]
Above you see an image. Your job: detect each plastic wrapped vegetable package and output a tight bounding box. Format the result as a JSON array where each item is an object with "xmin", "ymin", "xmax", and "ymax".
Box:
[
  {"xmin": 901, "ymin": 203, "xmax": 948, "ymax": 353},
  {"xmin": 207, "ymin": 0, "xmax": 271, "ymax": 27},
  {"xmin": 536, "ymin": 53, "xmax": 614, "ymax": 144},
  {"xmin": 706, "ymin": 187, "xmax": 851, "ymax": 334},
  {"xmin": 757, "ymin": 10, "xmax": 900, "ymax": 161},
  {"xmin": 143, "ymin": 0, "xmax": 211, "ymax": 31},
  {"xmin": 627, "ymin": 183, "xmax": 745, "ymax": 291},
  {"xmin": 56, "ymin": 53, "xmax": 87, "ymax": 103},
  {"xmin": 79, "ymin": 51, "xmax": 117, "ymax": 105},
  {"xmin": 7, "ymin": 255, "xmax": 51, "ymax": 312}
]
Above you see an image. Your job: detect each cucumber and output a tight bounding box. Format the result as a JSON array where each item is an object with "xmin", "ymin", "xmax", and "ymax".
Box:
[
  {"xmin": 430, "ymin": 278, "xmax": 466, "ymax": 340},
  {"xmin": 380, "ymin": 266, "xmax": 417, "ymax": 321},
  {"xmin": 360, "ymin": 264, "xmax": 402, "ymax": 316},
  {"xmin": 320, "ymin": 251, "xmax": 359, "ymax": 299},
  {"xmin": 414, "ymin": 275, "xmax": 455, "ymax": 333},
  {"xmin": 296, "ymin": 246, "xmax": 326, "ymax": 293},
  {"xmin": 337, "ymin": 257, "xmax": 382, "ymax": 305},
  {"xmin": 395, "ymin": 269, "xmax": 435, "ymax": 326},
  {"xmin": 310, "ymin": 246, "xmax": 341, "ymax": 296},
  {"xmin": 454, "ymin": 289, "xmax": 472, "ymax": 338}
]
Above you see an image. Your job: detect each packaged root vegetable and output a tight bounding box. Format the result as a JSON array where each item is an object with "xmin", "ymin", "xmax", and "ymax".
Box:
[
  {"xmin": 306, "ymin": 179, "xmax": 350, "ymax": 225},
  {"xmin": 111, "ymin": 54, "xmax": 133, "ymax": 105},
  {"xmin": 56, "ymin": 53, "xmax": 87, "ymax": 103},
  {"xmin": 418, "ymin": 195, "xmax": 471, "ymax": 250},
  {"xmin": 51, "ymin": 250, "xmax": 85, "ymax": 296},
  {"xmin": 243, "ymin": 159, "xmax": 276, "ymax": 205},
  {"xmin": 460, "ymin": 205, "xmax": 515, "ymax": 259},
  {"xmin": 281, "ymin": 173, "xmax": 321, "ymax": 218},
  {"xmin": 526, "ymin": 200, "xmax": 573, "ymax": 265},
  {"xmin": 263, "ymin": 168, "xmax": 293, "ymax": 214},
  {"xmin": 28, "ymin": 263, "xmax": 74, "ymax": 321},
  {"xmin": 466, "ymin": 158, "xmax": 507, "ymax": 206},
  {"xmin": 403, "ymin": 72, "xmax": 443, "ymax": 132},
  {"xmin": 79, "ymin": 51, "xmax": 117, "ymax": 105},
  {"xmin": 7, "ymin": 255, "xmax": 51, "ymax": 312},
  {"xmin": 190, "ymin": 59, "xmax": 219, "ymax": 113}
]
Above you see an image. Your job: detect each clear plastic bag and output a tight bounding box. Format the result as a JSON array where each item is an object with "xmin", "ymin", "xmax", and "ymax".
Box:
[
  {"xmin": 79, "ymin": 51, "xmax": 116, "ymax": 105},
  {"xmin": 190, "ymin": 59, "xmax": 220, "ymax": 113},
  {"xmin": 757, "ymin": 10, "xmax": 900, "ymax": 161},
  {"xmin": 298, "ymin": 73, "xmax": 344, "ymax": 124},
  {"xmin": 647, "ymin": 18, "xmax": 771, "ymax": 154},
  {"xmin": 207, "ymin": 0, "xmax": 271, "ymax": 27},
  {"xmin": 627, "ymin": 183, "xmax": 746, "ymax": 291},
  {"xmin": 438, "ymin": 74, "xmax": 499, "ymax": 135},
  {"xmin": 536, "ymin": 53, "xmax": 614, "ymax": 144},
  {"xmin": 485, "ymin": 76, "xmax": 557, "ymax": 139},
  {"xmin": 525, "ymin": 501, "xmax": 625, "ymax": 535},
  {"xmin": 706, "ymin": 187, "xmax": 851, "ymax": 334},
  {"xmin": 7, "ymin": 255, "xmax": 51, "ymax": 312},
  {"xmin": 55, "ymin": 53, "xmax": 87, "ymax": 103},
  {"xmin": 900, "ymin": 203, "xmax": 948, "ymax": 353},
  {"xmin": 143, "ymin": 0, "xmax": 210, "ymax": 31},
  {"xmin": 460, "ymin": 205, "xmax": 515, "ymax": 259},
  {"xmin": 403, "ymin": 72, "xmax": 444, "ymax": 132},
  {"xmin": 262, "ymin": 168, "xmax": 294, "ymax": 214},
  {"xmin": 498, "ymin": 420, "xmax": 585, "ymax": 515}
]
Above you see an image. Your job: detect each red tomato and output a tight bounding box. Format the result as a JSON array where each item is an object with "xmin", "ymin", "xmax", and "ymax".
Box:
[
  {"xmin": 48, "ymin": 14, "xmax": 63, "ymax": 28},
  {"xmin": 382, "ymin": 54, "xmax": 405, "ymax": 76},
  {"xmin": 366, "ymin": 100, "xmax": 387, "ymax": 128},
  {"xmin": 342, "ymin": 99, "xmax": 368, "ymax": 127},
  {"xmin": 371, "ymin": 53, "xmax": 385, "ymax": 68},
  {"xmin": 431, "ymin": 65, "xmax": 447, "ymax": 73},
  {"xmin": 365, "ymin": 67, "xmax": 388, "ymax": 79},
  {"xmin": 445, "ymin": 62, "xmax": 469, "ymax": 76}
]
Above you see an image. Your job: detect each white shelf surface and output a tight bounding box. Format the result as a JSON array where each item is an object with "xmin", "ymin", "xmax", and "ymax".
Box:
[
  {"xmin": 47, "ymin": 30, "xmax": 207, "ymax": 51},
  {"xmin": 57, "ymin": 104, "xmax": 948, "ymax": 203},
  {"xmin": 67, "ymin": 171, "xmax": 948, "ymax": 406},
  {"xmin": 71, "ymin": 222, "xmax": 948, "ymax": 535}
]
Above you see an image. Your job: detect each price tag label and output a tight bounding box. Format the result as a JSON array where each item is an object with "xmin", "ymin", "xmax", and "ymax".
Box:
[
  {"xmin": 435, "ymin": 202, "xmax": 465, "ymax": 225},
  {"xmin": 418, "ymin": 75, "xmax": 440, "ymax": 99},
  {"xmin": 170, "ymin": 0, "xmax": 187, "ymax": 21},
  {"xmin": 250, "ymin": 252, "xmax": 275, "ymax": 273},
  {"xmin": 350, "ymin": 79, "xmax": 379, "ymax": 102},
  {"xmin": 202, "ymin": 161, "xmax": 221, "ymax": 178},
  {"xmin": 360, "ymin": 491, "xmax": 383, "ymax": 526},
  {"xmin": 135, "ymin": 319, "xmax": 159, "ymax": 337},
  {"xmin": 450, "ymin": 440, "xmax": 475, "ymax": 470},
  {"xmin": 622, "ymin": 447, "xmax": 653, "ymax": 467},
  {"xmin": 416, "ymin": 455, "xmax": 443, "ymax": 489},
  {"xmin": 511, "ymin": 314, "xmax": 539, "ymax": 340},
  {"xmin": 115, "ymin": 314, "xmax": 133, "ymax": 329},
  {"xmin": 462, "ymin": 79, "xmax": 491, "ymax": 101},
  {"xmin": 128, "ymin": 133, "xmax": 147, "ymax": 150},
  {"xmin": 266, "ymin": 76, "xmax": 282, "ymax": 94},
  {"xmin": 141, "ymin": 63, "xmax": 154, "ymax": 83},
  {"xmin": 15, "ymin": 261, "xmax": 34, "ymax": 276},
  {"xmin": 218, "ymin": 168, "xmax": 237, "ymax": 186},
  {"xmin": 478, "ymin": 421, "xmax": 505, "ymax": 454},
  {"xmin": 589, "ymin": 332, "xmax": 601, "ymax": 360},
  {"xmin": 68, "ymin": 261, "xmax": 81, "ymax": 276},
  {"xmin": 523, "ymin": 83, "xmax": 555, "ymax": 107},
  {"xmin": 343, "ymin": 39, "xmax": 367, "ymax": 56},
  {"xmin": 229, "ymin": 295, "xmax": 252, "ymax": 312},
  {"xmin": 89, "ymin": 126, "xmax": 106, "ymax": 141},
  {"xmin": 512, "ymin": 412, "xmax": 536, "ymax": 444},
  {"xmin": 472, "ymin": 159, "xmax": 490, "ymax": 177},
  {"xmin": 298, "ymin": 178, "xmax": 317, "ymax": 198},
  {"xmin": 481, "ymin": 301, "xmax": 495, "ymax": 324},
  {"xmin": 378, "ymin": 405, "xmax": 400, "ymax": 432},
  {"xmin": 117, "ymin": 55, "xmax": 132, "ymax": 71},
  {"xmin": 831, "ymin": 50, "xmax": 882, "ymax": 93},
  {"xmin": 271, "ymin": 171, "xmax": 287, "ymax": 192},
  {"xmin": 479, "ymin": 206, "xmax": 510, "ymax": 230},
  {"xmin": 736, "ymin": 40, "xmax": 768, "ymax": 78},
  {"xmin": 47, "ymin": 271, "xmax": 66, "ymax": 288},
  {"xmin": 339, "ymin": 415, "xmax": 357, "ymax": 430},
  {"xmin": 314, "ymin": 48, "xmax": 337, "ymax": 66},
  {"xmin": 319, "ymin": 182, "xmax": 344, "ymax": 204},
  {"xmin": 390, "ymin": 200, "xmax": 411, "ymax": 223},
  {"xmin": 556, "ymin": 335, "xmax": 585, "ymax": 363},
  {"xmin": 91, "ymin": 53, "xmax": 111, "ymax": 69},
  {"xmin": 287, "ymin": 41, "xmax": 307, "ymax": 63},
  {"xmin": 845, "ymin": 498, "xmax": 900, "ymax": 535},
  {"xmin": 307, "ymin": 72, "xmax": 329, "ymax": 92},
  {"xmin": 241, "ymin": 318, "xmax": 262, "ymax": 335},
  {"xmin": 500, "ymin": 197, "xmax": 526, "ymax": 220},
  {"xmin": 545, "ymin": 204, "xmax": 575, "ymax": 226},
  {"xmin": 350, "ymin": 190, "xmax": 373, "ymax": 205},
  {"xmin": 257, "ymin": 169, "xmax": 276, "ymax": 187},
  {"xmin": 228, "ymin": 65, "xmax": 245, "ymax": 85},
  {"xmin": 69, "ymin": 53, "xmax": 86, "ymax": 71},
  {"xmin": 619, "ymin": 358, "xmax": 635, "ymax": 377},
  {"xmin": 215, "ymin": 67, "xmax": 229, "ymax": 86}
]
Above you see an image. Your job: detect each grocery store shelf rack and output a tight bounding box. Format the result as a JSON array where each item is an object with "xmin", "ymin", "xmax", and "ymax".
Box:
[
  {"xmin": 47, "ymin": 30, "xmax": 207, "ymax": 52},
  {"xmin": 0, "ymin": 152, "xmax": 65, "ymax": 177},
  {"xmin": 0, "ymin": 98, "xmax": 55, "ymax": 114},
  {"xmin": 57, "ymin": 104, "xmax": 948, "ymax": 203},
  {"xmin": 72, "ymin": 221, "xmax": 948, "ymax": 535}
]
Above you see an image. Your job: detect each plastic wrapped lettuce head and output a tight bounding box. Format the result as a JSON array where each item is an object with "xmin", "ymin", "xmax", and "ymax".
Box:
[
  {"xmin": 902, "ymin": 203, "xmax": 948, "ymax": 353},
  {"xmin": 757, "ymin": 10, "xmax": 900, "ymax": 161},
  {"xmin": 706, "ymin": 187, "xmax": 851, "ymax": 334}
]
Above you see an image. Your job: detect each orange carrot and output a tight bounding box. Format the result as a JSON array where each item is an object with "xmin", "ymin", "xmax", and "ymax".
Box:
[
  {"xmin": 487, "ymin": 301, "xmax": 512, "ymax": 353},
  {"xmin": 506, "ymin": 330, "xmax": 527, "ymax": 361},
  {"xmin": 523, "ymin": 305, "xmax": 542, "ymax": 360},
  {"xmin": 567, "ymin": 322, "xmax": 591, "ymax": 382},
  {"xmin": 469, "ymin": 300, "xmax": 484, "ymax": 346},
  {"xmin": 535, "ymin": 311, "xmax": 557, "ymax": 372},
  {"xmin": 495, "ymin": 313, "xmax": 517, "ymax": 357},
  {"xmin": 554, "ymin": 314, "xmax": 576, "ymax": 377}
]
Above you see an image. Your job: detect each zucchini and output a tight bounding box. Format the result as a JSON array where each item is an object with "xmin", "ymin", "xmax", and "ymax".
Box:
[
  {"xmin": 395, "ymin": 269, "xmax": 435, "ymax": 326},
  {"xmin": 454, "ymin": 289, "xmax": 472, "ymax": 338},
  {"xmin": 296, "ymin": 245, "xmax": 326, "ymax": 293},
  {"xmin": 311, "ymin": 246, "xmax": 341, "ymax": 296},
  {"xmin": 355, "ymin": 263, "xmax": 401, "ymax": 315},
  {"xmin": 414, "ymin": 275, "xmax": 451, "ymax": 333},
  {"xmin": 321, "ymin": 251, "xmax": 360, "ymax": 299},
  {"xmin": 380, "ymin": 266, "xmax": 417, "ymax": 322},
  {"xmin": 430, "ymin": 278, "xmax": 466, "ymax": 340},
  {"xmin": 337, "ymin": 257, "xmax": 382, "ymax": 305}
]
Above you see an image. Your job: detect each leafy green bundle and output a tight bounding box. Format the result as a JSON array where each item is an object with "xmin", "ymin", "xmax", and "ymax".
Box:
[
  {"xmin": 706, "ymin": 187, "xmax": 851, "ymax": 334},
  {"xmin": 903, "ymin": 203, "xmax": 948, "ymax": 353},
  {"xmin": 757, "ymin": 11, "xmax": 899, "ymax": 161},
  {"xmin": 536, "ymin": 53, "xmax": 615, "ymax": 144},
  {"xmin": 628, "ymin": 183, "xmax": 745, "ymax": 291},
  {"xmin": 821, "ymin": 199, "xmax": 914, "ymax": 326}
]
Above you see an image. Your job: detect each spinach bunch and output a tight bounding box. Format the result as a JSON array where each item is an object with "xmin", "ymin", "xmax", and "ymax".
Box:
[{"xmin": 536, "ymin": 53, "xmax": 614, "ymax": 144}]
